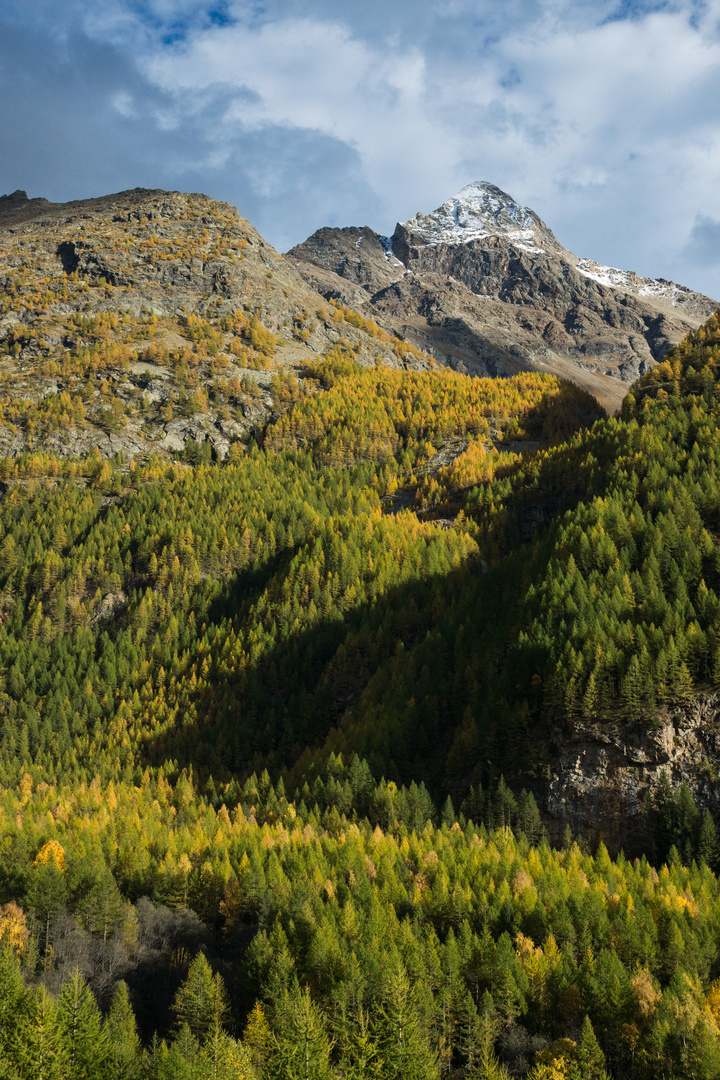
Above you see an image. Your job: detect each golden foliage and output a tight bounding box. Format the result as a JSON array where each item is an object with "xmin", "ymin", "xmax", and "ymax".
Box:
[
  {"xmin": 33, "ymin": 839, "xmax": 66, "ymax": 872},
  {"xmin": 0, "ymin": 901, "xmax": 29, "ymax": 955}
]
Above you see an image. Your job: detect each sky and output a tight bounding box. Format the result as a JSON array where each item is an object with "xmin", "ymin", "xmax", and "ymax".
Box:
[{"xmin": 1, "ymin": 0, "xmax": 720, "ymax": 296}]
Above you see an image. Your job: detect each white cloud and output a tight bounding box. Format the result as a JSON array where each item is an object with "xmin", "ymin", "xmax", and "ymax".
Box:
[
  {"xmin": 143, "ymin": 16, "xmax": 466, "ymax": 218},
  {"xmin": 133, "ymin": 2, "xmax": 720, "ymax": 289},
  {"xmin": 2, "ymin": 0, "xmax": 720, "ymax": 296},
  {"xmin": 111, "ymin": 90, "xmax": 137, "ymax": 118}
]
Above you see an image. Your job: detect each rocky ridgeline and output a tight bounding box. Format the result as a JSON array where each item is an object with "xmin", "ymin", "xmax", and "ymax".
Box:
[
  {"xmin": 290, "ymin": 182, "xmax": 719, "ymax": 413},
  {"xmin": 0, "ymin": 188, "xmax": 425, "ymax": 463}
]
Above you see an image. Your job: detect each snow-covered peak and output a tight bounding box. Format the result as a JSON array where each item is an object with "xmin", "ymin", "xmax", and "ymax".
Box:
[
  {"xmin": 400, "ymin": 181, "xmax": 545, "ymax": 252},
  {"xmin": 391, "ymin": 181, "xmax": 715, "ymax": 314}
]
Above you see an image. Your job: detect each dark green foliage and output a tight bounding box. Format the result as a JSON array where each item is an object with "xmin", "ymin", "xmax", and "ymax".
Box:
[
  {"xmin": 0, "ymin": 944, "xmax": 26, "ymax": 1054},
  {"xmin": 104, "ymin": 982, "xmax": 140, "ymax": 1080},
  {"xmin": 171, "ymin": 953, "xmax": 229, "ymax": 1041},
  {"xmin": 56, "ymin": 970, "xmax": 109, "ymax": 1080},
  {"xmin": 571, "ymin": 1016, "xmax": 609, "ymax": 1080},
  {"xmin": 3, "ymin": 313, "xmax": 720, "ymax": 1078},
  {"xmin": 642, "ymin": 778, "xmax": 717, "ymax": 868},
  {"xmin": 14, "ymin": 986, "xmax": 65, "ymax": 1080},
  {"xmin": 267, "ymin": 988, "xmax": 333, "ymax": 1080},
  {"xmin": 374, "ymin": 965, "xmax": 438, "ymax": 1080}
]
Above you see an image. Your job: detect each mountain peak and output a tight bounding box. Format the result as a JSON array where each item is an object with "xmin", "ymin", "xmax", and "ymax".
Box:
[{"xmin": 399, "ymin": 180, "xmax": 552, "ymax": 253}]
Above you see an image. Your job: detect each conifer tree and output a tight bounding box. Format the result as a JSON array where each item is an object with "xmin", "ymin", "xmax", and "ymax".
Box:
[
  {"xmin": 441, "ymin": 795, "xmax": 456, "ymax": 828},
  {"xmin": 267, "ymin": 987, "xmax": 333, "ymax": 1080},
  {"xmin": 0, "ymin": 944, "xmax": 26, "ymax": 1055},
  {"xmin": 517, "ymin": 790, "xmax": 542, "ymax": 843},
  {"xmin": 243, "ymin": 1002, "xmax": 272, "ymax": 1076},
  {"xmin": 458, "ymin": 993, "xmax": 484, "ymax": 1074},
  {"xmin": 460, "ymin": 1006, "xmax": 510, "ymax": 1079},
  {"xmin": 104, "ymin": 981, "xmax": 140, "ymax": 1080},
  {"xmin": 697, "ymin": 810, "xmax": 718, "ymax": 869},
  {"xmin": 375, "ymin": 964, "xmax": 439, "ymax": 1080},
  {"xmin": 78, "ymin": 872, "xmax": 125, "ymax": 941},
  {"xmin": 197, "ymin": 1022, "xmax": 256, "ymax": 1080},
  {"xmin": 27, "ymin": 855, "xmax": 67, "ymax": 966},
  {"xmin": 14, "ymin": 986, "xmax": 66, "ymax": 1080},
  {"xmin": 336, "ymin": 1005, "xmax": 383, "ymax": 1080},
  {"xmin": 568, "ymin": 1015, "xmax": 609, "ymax": 1080},
  {"xmin": 172, "ymin": 953, "xmax": 229, "ymax": 1042},
  {"xmin": 56, "ymin": 970, "xmax": 109, "ymax": 1080}
]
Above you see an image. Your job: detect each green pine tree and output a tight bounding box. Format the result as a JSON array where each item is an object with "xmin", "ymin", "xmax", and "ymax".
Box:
[
  {"xmin": 104, "ymin": 981, "xmax": 140, "ymax": 1080},
  {"xmin": 172, "ymin": 953, "xmax": 229, "ymax": 1042},
  {"xmin": 375, "ymin": 965, "xmax": 439, "ymax": 1080},
  {"xmin": 697, "ymin": 810, "xmax": 718, "ymax": 869},
  {"xmin": 0, "ymin": 944, "xmax": 26, "ymax": 1056},
  {"xmin": 56, "ymin": 970, "xmax": 109, "ymax": 1080},
  {"xmin": 267, "ymin": 987, "xmax": 333, "ymax": 1080},
  {"xmin": 197, "ymin": 1022, "xmax": 256, "ymax": 1080},
  {"xmin": 336, "ymin": 1005, "xmax": 383, "ymax": 1080},
  {"xmin": 568, "ymin": 1015, "xmax": 609, "ymax": 1080},
  {"xmin": 13, "ymin": 985, "xmax": 66, "ymax": 1080}
]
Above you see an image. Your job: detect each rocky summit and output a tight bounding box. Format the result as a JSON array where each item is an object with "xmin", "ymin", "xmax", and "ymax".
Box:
[
  {"xmin": 0, "ymin": 188, "xmax": 427, "ymax": 461},
  {"xmin": 289, "ymin": 181, "xmax": 719, "ymax": 412}
]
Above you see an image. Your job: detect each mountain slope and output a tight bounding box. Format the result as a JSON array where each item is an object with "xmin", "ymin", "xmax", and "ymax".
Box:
[
  {"xmin": 0, "ymin": 188, "xmax": 430, "ymax": 461},
  {"xmin": 3, "ymin": 185, "xmax": 720, "ymax": 848},
  {"xmin": 5, "ymin": 186, "xmax": 720, "ymax": 1080},
  {"xmin": 289, "ymin": 182, "xmax": 719, "ymax": 412}
]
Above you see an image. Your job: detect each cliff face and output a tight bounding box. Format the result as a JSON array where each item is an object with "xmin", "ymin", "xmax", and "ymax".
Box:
[
  {"xmin": 290, "ymin": 182, "xmax": 719, "ymax": 413},
  {"xmin": 543, "ymin": 693, "xmax": 720, "ymax": 854}
]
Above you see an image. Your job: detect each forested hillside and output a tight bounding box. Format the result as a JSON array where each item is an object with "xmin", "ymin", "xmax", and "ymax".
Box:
[{"xmin": 4, "ymin": 186, "xmax": 720, "ymax": 1077}]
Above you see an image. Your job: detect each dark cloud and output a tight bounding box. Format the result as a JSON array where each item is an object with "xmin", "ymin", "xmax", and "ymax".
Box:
[
  {"xmin": 0, "ymin": 23, "xmax": 176, "ymax": 200},
  {"xmin": 602, "ymin": 0, "xmax": 674, "ymax": 23},
  {"xmin": 0, "ymin": 16, "xmax": 377, "ymax": 248}
]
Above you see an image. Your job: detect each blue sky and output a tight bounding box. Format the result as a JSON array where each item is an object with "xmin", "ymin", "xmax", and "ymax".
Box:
[{"xmin": 2, "ymin": 0, "xmax": 720, "ymax": 296}]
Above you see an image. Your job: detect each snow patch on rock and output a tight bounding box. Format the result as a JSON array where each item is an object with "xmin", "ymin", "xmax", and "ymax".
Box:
[
  {"xmin": 576, "ymin": 258, "xmax": 691, "ymax": 305},
  {"xmin": 400, "ymin": 181, "xmax": 545, "ymax": 253},
  {"xmin": 380, "ymin": 235, "xmax": 405, "ymax": 267}
]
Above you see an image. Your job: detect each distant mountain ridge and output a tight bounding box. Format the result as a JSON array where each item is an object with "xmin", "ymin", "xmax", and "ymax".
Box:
[{"xmin": 289, "ymin": 181, "xmax": 719, "ymax": 412}]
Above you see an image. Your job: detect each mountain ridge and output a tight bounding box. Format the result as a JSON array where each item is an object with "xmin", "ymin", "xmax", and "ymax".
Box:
[
  {"xmin": 289, "ymin": 181, "xmax": 719, "ymax": 412},
  {"xmin": 0, "ymin": 186, "xmax": 434, "ymax": 462}
]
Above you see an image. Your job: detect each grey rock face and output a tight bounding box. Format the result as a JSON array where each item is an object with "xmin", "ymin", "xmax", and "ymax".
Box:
[
  {"xmin": 542, "ymin": 693, "xmax": 720, "ymax": 855},
  {"xmin": 293, "ymin": 225, "xmax": 404, "ymax": 293}
]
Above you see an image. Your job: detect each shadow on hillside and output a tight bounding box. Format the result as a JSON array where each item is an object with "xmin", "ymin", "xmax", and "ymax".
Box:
[
  {"xmin": 139, "ymin": 555, "xmax": 528, "ymax": 799},
  {"xmin": 138, "ymin": 410, "xmax": 624, "ymax": 798}
]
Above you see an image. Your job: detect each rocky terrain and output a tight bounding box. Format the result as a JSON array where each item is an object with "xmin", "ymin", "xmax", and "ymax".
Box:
[
  {"xmin": 2, "ymin": 180, "xmax": 716, "ymax": 464},
  {"xmin": 0, "ymin": 188, "xmax": 428, "ymax": 462},
  {"xmin": 290, "ymin": 182, "xmax": 719, "ymax": 413},
  {"xmin": 543, "ymin": 694, "xmax": 720, "ymax": 856}
]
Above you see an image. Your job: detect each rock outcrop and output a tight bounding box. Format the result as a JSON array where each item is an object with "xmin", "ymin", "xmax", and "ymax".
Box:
[{"xmin": 542, "ymin": 693, "xmax": 720, "ymax": 855}]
